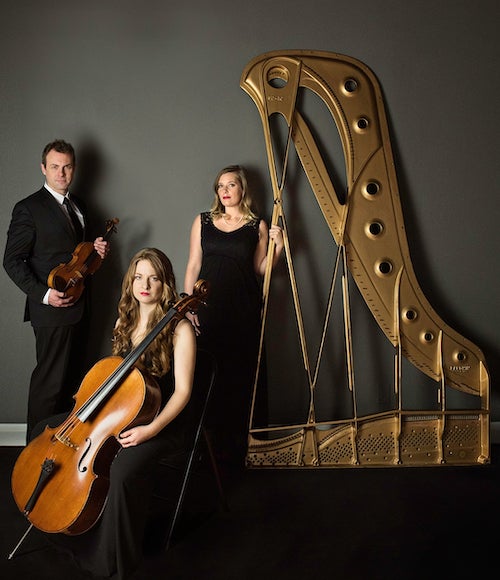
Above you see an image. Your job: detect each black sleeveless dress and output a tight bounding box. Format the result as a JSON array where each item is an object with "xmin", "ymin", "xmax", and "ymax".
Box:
[
  {"xmin": 197, "ymin": 212, "xmax": 264, "ymax": 465},
  {"xmin": 36, "ymin": 367, "xmax": 192, "ymax": 580}
]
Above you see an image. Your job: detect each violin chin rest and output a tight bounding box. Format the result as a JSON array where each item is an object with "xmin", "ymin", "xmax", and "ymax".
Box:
[{"xmin": 52, "ymin": 276, "xmax": 67, "ymax": 292}]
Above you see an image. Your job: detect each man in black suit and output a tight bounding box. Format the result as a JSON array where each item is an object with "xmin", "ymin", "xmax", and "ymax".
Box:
[{"xmin": 3, "ymin": 139, "xmax": 110, "ymax": 441}]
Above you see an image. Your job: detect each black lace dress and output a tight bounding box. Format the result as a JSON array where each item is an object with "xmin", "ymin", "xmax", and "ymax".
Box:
[{"xmin": 197, "ymin": 212, "xmax": 264, "ymax": 465}]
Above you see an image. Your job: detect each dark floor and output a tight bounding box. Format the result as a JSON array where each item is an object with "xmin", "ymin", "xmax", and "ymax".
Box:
[{"xmin": 2, "ymin": 445, "xmax": 498, "ymax": 580}]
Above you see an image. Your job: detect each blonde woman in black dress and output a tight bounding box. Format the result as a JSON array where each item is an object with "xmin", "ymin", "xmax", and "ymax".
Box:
[{"xmin": 184, "ymin": 165, "xmax": 283, "ymax": 467}]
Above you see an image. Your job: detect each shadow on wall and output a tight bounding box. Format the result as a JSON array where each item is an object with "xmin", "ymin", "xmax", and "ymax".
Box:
[{"xmin": 71, "ymin": 138, "xmax": 122, "ymax": 372}]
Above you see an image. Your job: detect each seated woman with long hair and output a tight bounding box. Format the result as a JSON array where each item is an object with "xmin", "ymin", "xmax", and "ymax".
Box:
[{"xmin": 32, "ymin": 247, "xmax": 197, "ymax": 580}]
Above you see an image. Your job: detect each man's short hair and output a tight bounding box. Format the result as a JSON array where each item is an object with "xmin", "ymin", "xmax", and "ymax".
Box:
[{"xmin": 42, "ymin": 139, "xmax": 75, "ymax": 166}]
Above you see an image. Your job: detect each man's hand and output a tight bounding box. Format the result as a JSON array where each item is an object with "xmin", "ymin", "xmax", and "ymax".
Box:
[
  {"xmin": 94, "ymin": 237, "xmax": 109, "ymax": 259},
  {"xmin": 48, "ymin": 288, "xmax": 75, "ymax": 307}
]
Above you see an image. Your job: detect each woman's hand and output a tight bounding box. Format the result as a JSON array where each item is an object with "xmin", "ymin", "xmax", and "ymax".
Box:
[
  {"xmin": 269, "ymin": 224, "xmax": 284, "ymax": 249},
  {"xmin": 256, "ymin": 222, "xmax": 284, "ymax": 275},
  {"xmin": 118, "ymin": 424, "xmax": 155, "ymax": 447},
  {"xmin": 186, "ymin": 311, "xmax": 201, "ymax": 336}
]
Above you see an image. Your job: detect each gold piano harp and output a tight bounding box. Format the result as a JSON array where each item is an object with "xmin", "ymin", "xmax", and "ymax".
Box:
[{"xmin": 241, "ymin": 50, "xmax": 490, "ymax": 468}]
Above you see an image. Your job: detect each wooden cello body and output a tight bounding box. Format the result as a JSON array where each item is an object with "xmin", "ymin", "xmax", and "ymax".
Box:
[
  {"xmin": 10, "ymin": 280, "xmax": 209, "ymax": 535},
  {"xmin": 11, "ymin": 358, "xmax": 159, "ymax": 534}
]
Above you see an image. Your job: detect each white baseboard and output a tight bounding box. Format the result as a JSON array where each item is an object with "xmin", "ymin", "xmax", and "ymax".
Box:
[
  {"xmin": 0, "ymin": 423, "xmax": 26, "ymax": 446},
  {"xmin": 1, "ymin": 422, "xmax": 499, "ymax": 447}
]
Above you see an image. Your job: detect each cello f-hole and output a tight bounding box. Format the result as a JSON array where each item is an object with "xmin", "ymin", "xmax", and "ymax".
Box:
[{"xmin": 78, "ymin": 438, "xmax": 92, "ymax": 473}]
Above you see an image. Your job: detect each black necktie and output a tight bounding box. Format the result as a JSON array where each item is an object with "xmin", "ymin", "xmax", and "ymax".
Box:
[{"xmin": 63, "ymin": 197, "xmax": 83, "ymax": 241}]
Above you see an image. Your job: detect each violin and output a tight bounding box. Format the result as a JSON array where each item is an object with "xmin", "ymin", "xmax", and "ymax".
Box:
[
  {"xmin": 48, "ymin": 218, "xmax": 119, "ymax": 301},
  {"xmin": 10, "ymin": 280, "xmax": 209, "ymax": 536}
]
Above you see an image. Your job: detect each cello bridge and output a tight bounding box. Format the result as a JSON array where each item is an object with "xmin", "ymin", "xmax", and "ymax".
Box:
[{"xmin": 55, "ymin": 434, "xmax": 79, "ymax": 450}]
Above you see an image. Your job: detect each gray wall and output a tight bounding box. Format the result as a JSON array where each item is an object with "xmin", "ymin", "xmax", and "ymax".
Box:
[{"xmin": 1, "ymin": 0, "xmax": 498, "ymax": 424}]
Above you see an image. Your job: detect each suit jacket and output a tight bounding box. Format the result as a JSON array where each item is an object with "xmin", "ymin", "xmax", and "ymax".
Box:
[{"xmin": 3, "ymin": 186, "xmax": 88, "ymax": 327}]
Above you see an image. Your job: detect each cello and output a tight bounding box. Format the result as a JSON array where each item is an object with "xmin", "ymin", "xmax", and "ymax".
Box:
[
  {"xmin": 9, "ymin": 280, "xmax": 209, "ymax": 544},
  {"xmin": 48, "ymin": 218, "xmax": 119, "ymax": 302}
]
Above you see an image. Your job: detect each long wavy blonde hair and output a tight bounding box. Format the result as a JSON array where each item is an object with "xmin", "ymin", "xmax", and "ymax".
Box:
[{"xmin": 112, "ymin": 248, "xmax": 179, "ymax": 377}]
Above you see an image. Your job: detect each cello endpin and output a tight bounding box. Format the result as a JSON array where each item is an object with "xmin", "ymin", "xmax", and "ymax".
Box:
[{"xmin": 7, "ymin": 523, "xmax": 33, "ymax": 560}]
